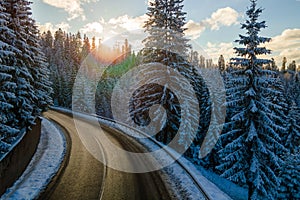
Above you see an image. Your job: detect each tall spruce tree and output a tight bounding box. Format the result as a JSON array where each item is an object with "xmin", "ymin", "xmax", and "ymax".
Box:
[
  {"xmin": 41, "ymin": 30, "xmax": 82, "ymax": 108},
  {"xmin": 3, "ymin": 0, "xmax": 37, "ymax": 129},
  {"xmin": 81, "ymin": 34, "xmax": 91, "ymax": 59},
  {"xmin": 284, "ymin": 102, "xmax": 300, "ymax": 152},
  {"xmin": 142, "ymin": 0, "xmax": 190, "ymax": 60},
  {"xmin": 135, "ymin": 0, "xmax": 211, "ymax": 150},
  {"xmin": 1, "ymin": 0, "xmax": 52, "ymax": 155},
  {"xmin": 0, "ymin": 1, "xmax": 19, "ymax": 153},
  {"xmin": 218, "ymin": 55, "xmax": 225, "ymax": 73},
  {"xmin": 282, "ymin": 70, "xmax": 300, "ymax": 107},
  {"xmin": 216, "ymin": 1, "xmax": 286, "ymax": 199},
  {"xmin": 24, "ymin": 16, "xmax": 52, "ymax": 114},
  {"xmin": 51, "ymin": 29, "xmax": 68, "ymax": 107},
  {"xmin": 278, "ymin": 150, "xmax": 300, "ymax": 200}
]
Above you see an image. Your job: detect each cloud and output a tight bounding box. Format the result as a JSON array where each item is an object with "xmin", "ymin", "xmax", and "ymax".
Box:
[
  {"xmin": 268, "ymin": 29, "xmax": 300, "ymax": 50},
  {"xmin": 81, "ymin": 21, "xmax": 104, "ymax": 34},
  {"xmin": 84, "ymin": 14, "xmax": 147, "ymax": 38},
  {"xmin": 42, "ymin": 0, "xmax": 98, "ymax": 21},
  {"xmin": 79, "ymin": 15, "xmax": 148, "ymax": 51},
  {"xmin": 108, "ymin": 15, "xmax": 147, "ymax": 31},
  {"xmin": 38, "ymin": 22, "xmax": 71, "ymax": 34},
  {"xmin": 184, "ymin": 7, "xmax": 240, "ymax": 39},
  {"xmin": 184, "ymin": 20, "xmax": 206, "ymax": 40},
  {"xmin": 266, "ymin": 29, "xmax": 300, "ymax": 66},
  {"xmin": 204, "ymin": 7, "xmax": 240, "ymax": 30}
]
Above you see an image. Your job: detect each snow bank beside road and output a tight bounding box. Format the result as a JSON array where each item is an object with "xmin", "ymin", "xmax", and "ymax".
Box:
[
  {"xmin": 101, "ymin": 119, "xmax": 232, "ymax": 200},
  {"xmin": 0, "ymin": 118, "xmax": 66, "ymax": 200}
]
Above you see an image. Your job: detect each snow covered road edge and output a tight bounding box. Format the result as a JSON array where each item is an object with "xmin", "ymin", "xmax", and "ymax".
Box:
[{"xmin": 0, "ymin": 118, "xmax": 67, "ymax": 200}]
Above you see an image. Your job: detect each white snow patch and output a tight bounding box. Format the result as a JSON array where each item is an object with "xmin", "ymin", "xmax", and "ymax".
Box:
[
  {"xmin": 0, "ymin": 118, "xmax": 66, "ymax": 200},
  {"xmin": 192, "ymin": 164, "xmax": 248, "ymax": 200}
]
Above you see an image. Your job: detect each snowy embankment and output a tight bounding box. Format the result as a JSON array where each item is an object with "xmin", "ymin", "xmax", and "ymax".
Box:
[
  {"xmin": 0, "ymin": 118, "xmax": 66, "ymax": 200},
  {"xmin": 122, "ymin": 122, "xmax": 247, "ymax": 200},
  {"xmin": 51, "ymin": 107, "xmax": 232, "ymax": 200},
  {"xmin": 0, "ymin": 130, "xmax": 25, "ymax": 161},
  {"xmin": 114, "ymin": 122, "xmax": 247, "ymax": 200},
  {"xmin": 101, "ymin": 119, "xmax": 233, "ymax": 200}
]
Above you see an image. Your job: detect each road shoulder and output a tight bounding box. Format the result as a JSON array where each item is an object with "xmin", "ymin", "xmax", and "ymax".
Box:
[{"xmin": 0, "ymin": 118, "xmax": 67, "ymax": 200}]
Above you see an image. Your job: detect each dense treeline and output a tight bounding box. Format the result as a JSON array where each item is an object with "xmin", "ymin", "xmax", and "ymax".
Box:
[
  {"xmin": 40, "ymin": 29, "xmax": 82, "ymax": 108},
  {"xmin": 0, "ymin": 0, "xmax": 52, "ymax": 155},
  {"xmin": 39, "ymin": 30, "xmax": 134, "ymax": 109}
]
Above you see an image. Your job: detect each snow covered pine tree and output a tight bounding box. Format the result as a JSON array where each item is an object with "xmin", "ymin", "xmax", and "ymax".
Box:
[
  {"xmin": 136, "ymin": 0, "xmax": 210, "ymax": 153},
  {"xmin": 0, "ymin": 0, "xmax": 52, "ymax": 155},
  {"xmin": 217, "ymin": 1, "xmax": 286, "ymax": 199},
  {"xmin": 0, "ymin": 1, "xmax": 19, "ymax": 154},
  {"xmin": 278, "ymin": 150, "xmax": 300, "ymax": 200}
]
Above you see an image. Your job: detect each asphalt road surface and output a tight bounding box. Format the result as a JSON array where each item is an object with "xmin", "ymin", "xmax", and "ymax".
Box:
[{"xmin": 42, "ymin": 110, "xmax": 171, "ymax": 200}]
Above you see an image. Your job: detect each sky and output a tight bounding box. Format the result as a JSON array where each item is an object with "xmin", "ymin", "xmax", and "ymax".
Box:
[{"xmin": 31, "ymin": 0, "xmax": 300, "ymax": 66}]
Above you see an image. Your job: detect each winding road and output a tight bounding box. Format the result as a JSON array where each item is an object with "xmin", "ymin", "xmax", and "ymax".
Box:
[{"xmin": 42, "ymin": 110, "xmax": 171, "ymax": 200}]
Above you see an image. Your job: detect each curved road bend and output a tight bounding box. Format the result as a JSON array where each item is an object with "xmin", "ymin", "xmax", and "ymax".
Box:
[{"xmin": 43, "ymin": 110, "xmax": 171, "ymax": 200}]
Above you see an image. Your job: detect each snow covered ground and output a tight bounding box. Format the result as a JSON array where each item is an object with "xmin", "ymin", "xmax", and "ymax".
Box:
[
  {"xmin": 192, "ymin": 164, "xmax": 247, "ymax": 200},
  {"xmin": 0, "ymin": 118, "xmax": 66, "ymax": 200}
]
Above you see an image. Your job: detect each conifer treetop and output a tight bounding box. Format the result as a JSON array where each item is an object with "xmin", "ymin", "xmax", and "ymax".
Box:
[
  {"xmin": 143, "ymin": 0, "xmax": 190, "ymax": 57},
  {"xmin": 231, "ymin": 0, "xmax": 271, "ymax": 68}
]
